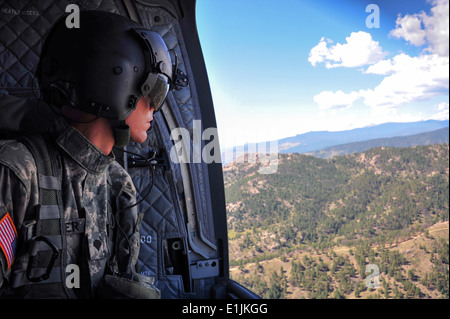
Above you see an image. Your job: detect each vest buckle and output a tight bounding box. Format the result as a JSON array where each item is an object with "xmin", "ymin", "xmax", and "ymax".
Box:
[{"xmin": 26, "ymin": 236, "xmax": 59, "ymax": 283}]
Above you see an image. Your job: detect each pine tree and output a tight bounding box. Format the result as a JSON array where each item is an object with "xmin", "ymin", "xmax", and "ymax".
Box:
[{"xmin": 354, "ymin": 283, "xmax": 360, "ymax": 298}]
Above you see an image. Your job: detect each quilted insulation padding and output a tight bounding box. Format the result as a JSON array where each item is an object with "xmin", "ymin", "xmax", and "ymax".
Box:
[
  {"xmin": 0, "ymin": 0, "xmax": 126, "ymax": 95},
  {"xmin": 133, "ymin": 166, "xmax": 181, "ymax": 267},
  {"xmin": 127, "ymin": 121, "xmax": 189, "ymax": 298},
  {"xmin": 133, "ymin": 3, "xmax": 216, "ymax": 246}
]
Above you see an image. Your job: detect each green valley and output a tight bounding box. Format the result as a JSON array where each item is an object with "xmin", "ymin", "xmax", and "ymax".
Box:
[{"xmin": 224, "ymin": 143, "xmax": 449, "ymax": 299}]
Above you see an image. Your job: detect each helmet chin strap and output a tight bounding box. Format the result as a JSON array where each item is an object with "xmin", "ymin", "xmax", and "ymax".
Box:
[{"xmin": 113, "ymin": 120, "xmax": 131, "ymax": 148}]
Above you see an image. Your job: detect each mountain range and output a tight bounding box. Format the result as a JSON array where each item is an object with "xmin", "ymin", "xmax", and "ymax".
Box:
[
  {"xmin": 306, "ymin": 127, "xmax": 449, "ymax": 158},
  {"xmin": 221, "ymin": 119, "xmax": 449, "ymax": 164}
]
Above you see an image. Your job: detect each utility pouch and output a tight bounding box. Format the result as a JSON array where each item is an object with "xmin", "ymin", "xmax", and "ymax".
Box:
[{"xmin": 97, "ymin": 274, "xmax": 160, "ymax": 299}]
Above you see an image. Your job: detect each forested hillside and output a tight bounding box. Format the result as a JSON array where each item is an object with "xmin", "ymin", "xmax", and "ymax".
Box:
[{"xmin": 224, "ymin": 144, "xmax": 449, "ymax": 299}]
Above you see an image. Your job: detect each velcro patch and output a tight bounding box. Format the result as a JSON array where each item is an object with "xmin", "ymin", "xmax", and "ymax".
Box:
[{"xmin": 0, "ymin": 212, "xmax": 17, "ymax": 269}]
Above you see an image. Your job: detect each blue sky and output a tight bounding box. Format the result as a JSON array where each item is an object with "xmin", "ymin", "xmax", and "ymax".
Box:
[{"xmin": 196, "ymin": 0, "xmax": 449, "ymax": 149}]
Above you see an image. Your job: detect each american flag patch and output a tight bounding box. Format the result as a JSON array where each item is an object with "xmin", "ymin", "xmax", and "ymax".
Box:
[{"xmin": 0, "ymin": 212, "xmax": 17, "ymax": 269}]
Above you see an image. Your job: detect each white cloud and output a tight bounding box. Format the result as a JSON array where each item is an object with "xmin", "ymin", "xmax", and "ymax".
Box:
[
  {"xmin": 389, "ymin": 13, "xmax": 427, "ymax": 47},
  {"xmin": 390, "ymin": 0, "xmax": 449, "ymax": 57},
  {"xmin": 308, "ymin": 37, "xmax": 331, "ymax": 67},
  {"xmin": 437, "ymin": 102, "xmax": 449, "ymax": 112},
  {"xmin": 428, "ymin": 102, "xmax": 450, "ymax": 120},
  {"xmin": 362, "ymin": 53, "xmax": 449, "ymax": 109},
  {"xmin": 308, "ymin": 31, "xmax": 387, "ymax": 68},
  {"xmin": 313, "ymin": 53, "xmax": 449, "ymax": 111},
  {"xmin": 313, "ymin": 90, "xmax": 361, "ymax": 110},
  {"xmin": 311, "ymin": 0, "xmax": 449, "ymax": 112}
]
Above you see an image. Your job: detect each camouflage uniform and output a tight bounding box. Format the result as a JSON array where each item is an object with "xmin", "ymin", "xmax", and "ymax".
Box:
[{"xmin": 0, "ymin": 117, "xmax": 137, "ymax": 298}]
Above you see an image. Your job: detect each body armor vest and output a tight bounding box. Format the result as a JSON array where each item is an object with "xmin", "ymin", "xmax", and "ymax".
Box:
[{"xmin": 10, "ymin": 134, "xmax": 90, "ymax": 298}]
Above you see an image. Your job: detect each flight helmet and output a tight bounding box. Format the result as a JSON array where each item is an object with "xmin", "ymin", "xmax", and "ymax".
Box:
[{"xmin": 37, "ymin": 10, "xmax": 174, "ymax": 122}]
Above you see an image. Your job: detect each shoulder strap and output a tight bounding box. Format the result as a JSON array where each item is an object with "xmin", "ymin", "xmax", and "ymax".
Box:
[{"xmin": 11, "ymin": 134, "xmax": 74, "ymax": 298}]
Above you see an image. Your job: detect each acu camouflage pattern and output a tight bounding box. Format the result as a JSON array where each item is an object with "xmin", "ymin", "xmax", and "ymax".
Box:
[
  {"xmin": 0, "ymin": 139, "xmax": 39, "ymax": 291},
  {"xmin": 0, "ymin": 117, "xmax": 137, "ymax": 298}
]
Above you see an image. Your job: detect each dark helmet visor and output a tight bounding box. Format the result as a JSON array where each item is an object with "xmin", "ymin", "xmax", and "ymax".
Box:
[{"xmin": 141, "ymin": 72, "xmax": 170, "ymax": 112}]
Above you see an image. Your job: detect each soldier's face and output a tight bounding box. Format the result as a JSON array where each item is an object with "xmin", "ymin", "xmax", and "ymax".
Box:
[{"xmin": 126, "ymin": 96, "xmax": 155, "ymax": 144}]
